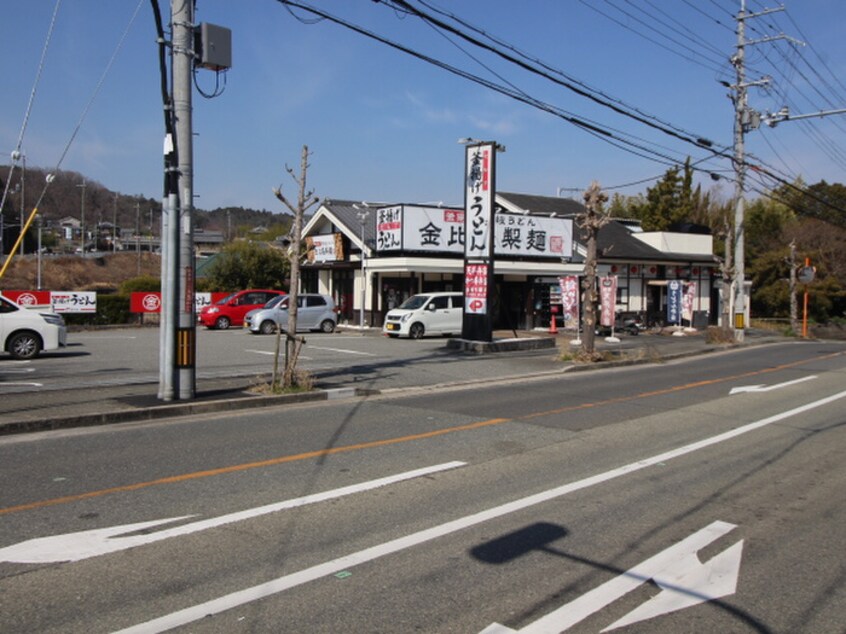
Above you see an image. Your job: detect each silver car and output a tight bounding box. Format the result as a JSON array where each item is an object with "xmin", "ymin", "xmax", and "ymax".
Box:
[{"xmin": 244, "ymin": 293, "xmax": 337, "ymax": 334}]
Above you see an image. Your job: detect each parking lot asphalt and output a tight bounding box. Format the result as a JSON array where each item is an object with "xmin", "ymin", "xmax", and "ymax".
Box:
[{"xmin": 0, "ymin": 327, "xmax": 783, "ymax": 436}]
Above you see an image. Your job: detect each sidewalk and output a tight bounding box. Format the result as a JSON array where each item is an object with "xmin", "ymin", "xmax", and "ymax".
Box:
[{"xmin": 0, "ymin": 328, "xmax": 775, "ymax": 436}]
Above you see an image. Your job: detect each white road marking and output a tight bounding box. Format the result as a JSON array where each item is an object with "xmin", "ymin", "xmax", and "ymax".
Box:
[
  {"xmin": 481, "ymin": 521, "xmax": 743, "ymax": 632},
  {"xmin": 308, "ymin": 345, "xmax": 377, "ymax": 356},
  {"xmin": 245, "ymin": 349, "xmax": 313, "ymax": 360},
  {"xmin": 0, "ymin": 462, "xmax": 466, "ymax": 564},
  {"xmin": 114, "ymin": 389, "xmax": 846, "ymax": 634},
  {"xmin": 0, "ymin": 382, "xmax": 42, "ymax": 388},
  {"xmin": 729, "ymin": 374, "xmax": 817, "ymax": 395}
]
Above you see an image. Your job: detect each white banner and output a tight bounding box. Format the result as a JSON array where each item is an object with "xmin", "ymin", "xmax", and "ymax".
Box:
[
  {"xmin": 464, "ymin": 143, "xmax": 494, "ymax": 259},
  {"xmin": 51, "ymin": 291, "xmax": 97, "ymax": 313},
  {"xmin": 374, "ymin": 206, "xmax": 573, "ymax": 260}
]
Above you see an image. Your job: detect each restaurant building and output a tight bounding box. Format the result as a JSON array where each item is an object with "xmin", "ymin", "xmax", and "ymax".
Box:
[{"xmin": 300, "ymin": 192, "xmax": 720, "ymax": 330}]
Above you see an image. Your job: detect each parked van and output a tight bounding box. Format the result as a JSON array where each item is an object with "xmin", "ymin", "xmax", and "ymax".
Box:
[
  {"xmin": 0, "ymin": 295, "xmax": 67, "ymax": 359},
  {"xmin": 382, "ymin": 292, "xmax": 464, "ymax": 339}
]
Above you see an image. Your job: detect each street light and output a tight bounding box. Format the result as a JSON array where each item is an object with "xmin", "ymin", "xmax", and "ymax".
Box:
[{"xmin": 355, "ymin": 203, "xmax": 370, "ymax": 328}]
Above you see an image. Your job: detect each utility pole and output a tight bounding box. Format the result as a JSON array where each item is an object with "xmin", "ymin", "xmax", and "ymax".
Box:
[
  {"xmin": 77, "ymin": 179, "xmax": 87, "ymax": 256},
  {"xmin": 730, "ymin": 0, "xmax": 801, "ymax": 342},
  {"xmin": 169, "ymin": 0, "xmax": 196, "ymax": 400}
]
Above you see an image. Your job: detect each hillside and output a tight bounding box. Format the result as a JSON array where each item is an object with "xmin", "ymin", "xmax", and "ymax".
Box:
[
  {"xmin": 0, "ymin": 164, "xmax": 293, "ymax": 253},
  {"xmin": 0, "ymin": 252, "xmax": 161, "ymax": 292}
]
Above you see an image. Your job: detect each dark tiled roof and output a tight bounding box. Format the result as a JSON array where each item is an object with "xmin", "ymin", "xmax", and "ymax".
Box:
[{"xmin": 498, "ymin": 191, "xmax": 585, "ymax": 217}]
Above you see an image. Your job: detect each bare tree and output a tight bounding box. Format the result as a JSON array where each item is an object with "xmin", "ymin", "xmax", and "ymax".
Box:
[
  {"xmin": 578, "ymin": 181, "xmax": 610, "ymax": 356},
  {"xmin": 272, "ymin": 145, "xmax": 320, "ymax": 389}
]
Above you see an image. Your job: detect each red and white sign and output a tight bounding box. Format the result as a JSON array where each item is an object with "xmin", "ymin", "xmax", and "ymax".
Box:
[
  {"xmin": 130, "ymin": 292, "xmax": 162, "ymax": 313},
  {"xmin": 464, "ymin": 263, "xmax": 489, "ymax": 315},
  {"xmin": 2, "ymin": 290, "xmax": 51, "ymax": 307},
  {"xmin": 464, "ymin": 144, "xmax": 494, "ymax": 259},
  {"xmin": 600, "ymin": 275, "xmax": 617, "ymax": 327},
  {"xmin": 559, "ymin": 276, "xmax": 579, "ymax": 324}
]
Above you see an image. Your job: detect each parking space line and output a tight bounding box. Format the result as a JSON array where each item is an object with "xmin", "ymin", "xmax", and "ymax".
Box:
[{"xmin": 309, "ymin": 346, "xmax": 376, "ymax": 356}]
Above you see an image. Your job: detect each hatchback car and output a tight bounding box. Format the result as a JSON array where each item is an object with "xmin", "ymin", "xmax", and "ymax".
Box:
[
  {"xmin": 244, "ymin": 293, "xmax": 337, "ymax": 334},
  {"xmin": 198, "ymin": 289, "xmax": 286, "ymax": 329},
  {"xmin": 0, "ymin": 295, "xmax": 67, "ymax": 359}
]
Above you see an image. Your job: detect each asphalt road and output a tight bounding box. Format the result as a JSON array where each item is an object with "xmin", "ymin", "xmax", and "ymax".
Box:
[{"xmin": 1, "ymin": 340, "xmax": 844, "ymax": 632}]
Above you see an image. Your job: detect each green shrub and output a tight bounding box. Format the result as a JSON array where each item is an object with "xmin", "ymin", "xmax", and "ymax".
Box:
[
  {"xmin": 63, "ymin": 294, "xmax": 131, "ymax": 326},
  {"xmin": 120, "ymin": 276, "xmax": 161, "ymax": 295}
]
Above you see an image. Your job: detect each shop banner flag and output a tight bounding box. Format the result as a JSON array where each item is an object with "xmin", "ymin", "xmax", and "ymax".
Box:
[
  {"xmin": 559, "ymin": 276, "xmax": 579, "ymax": 324},
  {"xmin": 600, "ymin": 276, "xmax": 617, "ymax": 327},
  {"xmin": 682, "ymin": 281, "xmax": 696, "ymax": 323},
  {"xmin": 667, "ymin": 280, "xmax": 683, "ymax": 325}
]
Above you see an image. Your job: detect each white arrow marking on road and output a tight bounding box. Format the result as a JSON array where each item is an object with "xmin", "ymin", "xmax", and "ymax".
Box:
[
  {"xmin": 0, "ymin": 461, "xmax": 466, "ymax": 564},
  {"xmin": 729, "ymin": 375, "xmax": 816, "ymax": 395},
  {"xmin": 480, "ymin": 521, "xmax": 743, "ymax": 634}
]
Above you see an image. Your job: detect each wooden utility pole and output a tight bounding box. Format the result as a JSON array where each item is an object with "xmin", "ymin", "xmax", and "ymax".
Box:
[
  {"xmin": 578, "ymin": 181, "xmax": 609, "ymax": 356},
  {"xmin": 273, "ymin": 145, "xmax": 320, "ymax": 389}
]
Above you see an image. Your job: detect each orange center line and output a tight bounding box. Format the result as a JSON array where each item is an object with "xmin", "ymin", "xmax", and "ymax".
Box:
[
  {"xmin": 2, "ymin": 350, "xmax": 842, "ymax": 516},
  {"xmin": 0, "ymin": 417, "xmax": 509, "ymax": 516}
]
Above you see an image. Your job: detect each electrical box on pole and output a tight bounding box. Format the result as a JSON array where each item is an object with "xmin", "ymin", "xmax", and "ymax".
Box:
[{"xmin": 196, "ymin": 23, "xmax": 232, "ymax": 71}]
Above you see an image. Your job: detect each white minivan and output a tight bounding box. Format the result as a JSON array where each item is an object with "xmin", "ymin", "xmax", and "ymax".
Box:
[
  {"xmin": 382, "ymin": 292, "xmax": 464, "ymax": 339},
  {"xmin": 0, "ymin": 295, "xmax": 67, "ymax": 359}
]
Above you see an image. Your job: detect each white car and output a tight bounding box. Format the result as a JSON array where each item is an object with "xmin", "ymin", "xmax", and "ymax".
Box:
[
  {"xmin": 382, "ymin": 292, "xmax": 464, "ymax": 339},
  {"xmin": 0, "ymin": 295, "xmax": 67, "ymax": 359}
]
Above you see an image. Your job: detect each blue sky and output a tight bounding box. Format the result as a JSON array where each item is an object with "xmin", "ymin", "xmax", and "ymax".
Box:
[{"xmin": 2, "ymin": 0, "xmax": 844, "ymax": 214}]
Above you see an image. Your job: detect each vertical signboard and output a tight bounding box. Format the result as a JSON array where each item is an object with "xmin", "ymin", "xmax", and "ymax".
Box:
[
  {"xmin": 464, "ymin": 144, "xmax": 493, "ymax": 259},
  {"xmin": 667, "ymin": 279, "xmax": 682, "ymax": 325},
  {"xmin": 600, "ymin": 275, "xmax": 617, "ymax": 327},
  {"xmin": 462, "ymin": 142, "xmax": 496, "ymax": 342},
  {"xmin": 560, "ymin": 276, "xmax": 580, "ymax": 326}
]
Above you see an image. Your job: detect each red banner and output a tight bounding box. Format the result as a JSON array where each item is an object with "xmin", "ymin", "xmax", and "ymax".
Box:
[
  {"xmin": 1, "ymin": 290, "xmax": 52, "ymax": 307},
  {"xmin": 130, "ymin": 292, "xmax": 163, "ymax": 313},
  {"xmin": 559, "ymin": 276, "xmax": 579, "ymax": 325}
]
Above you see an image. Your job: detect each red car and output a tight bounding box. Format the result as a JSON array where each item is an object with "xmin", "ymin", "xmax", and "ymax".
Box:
[{"xmin": 198, "ymin": 289, "xmax": 286, "ymax": 329}]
